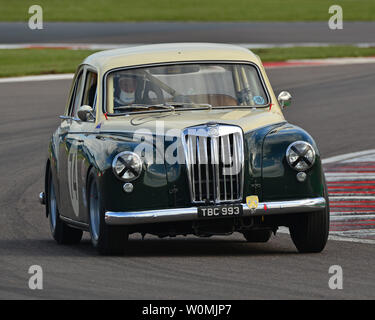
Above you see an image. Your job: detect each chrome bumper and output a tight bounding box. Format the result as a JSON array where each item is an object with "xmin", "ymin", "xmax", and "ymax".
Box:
[{"xmin": 105, "ymin": 197, "xmax": 326, "ymax": 226}]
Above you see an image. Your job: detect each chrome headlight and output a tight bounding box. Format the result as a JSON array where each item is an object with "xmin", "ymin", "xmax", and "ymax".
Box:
[
  {"xmin": 112, "ymin": 151, "xmax": 143, "ymax": 181},
  {"xmin": 286, "ymin": 141, "xmax": 316, "ymax": 171}
]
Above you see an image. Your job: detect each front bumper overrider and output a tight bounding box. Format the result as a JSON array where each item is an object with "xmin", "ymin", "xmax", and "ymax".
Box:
[{"xmin": 105, "ymin": 197, "xmax": 326, "ymax": 226}]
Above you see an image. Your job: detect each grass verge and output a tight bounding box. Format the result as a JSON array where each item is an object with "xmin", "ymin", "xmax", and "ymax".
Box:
[
  {"xmin": 254, "ymin": 46, "xmax": 375, "ymax": 62},
  {"xmin": 0, "ymin": 49, "xmax": 97, "ymax": 77},
  {"xmin": 1, "ymin": 0, "xmax": 375, "ymax": 21},
  {"xmin": 1, "ymin": 46, "xmax": 375, "ymax": 78}
]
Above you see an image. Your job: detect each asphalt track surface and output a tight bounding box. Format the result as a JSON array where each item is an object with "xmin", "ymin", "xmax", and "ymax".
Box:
[
  {"xmin": 0, "ymin": 63, "xmax": 375, "ymax": 299},
  {"xmin": 1, "ymin": 22, "xmax": 375, "ymax": 44}
]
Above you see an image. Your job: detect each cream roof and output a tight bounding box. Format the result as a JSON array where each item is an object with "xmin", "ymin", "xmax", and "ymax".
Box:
[{"xmin": 83, "ymin": 43, "xmax": 261, "ymax": 73}]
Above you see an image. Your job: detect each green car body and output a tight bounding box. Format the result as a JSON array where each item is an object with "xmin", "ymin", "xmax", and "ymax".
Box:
[{"xmin": 40, "ymin": 44, "xmax": 329, "ymax": 254}]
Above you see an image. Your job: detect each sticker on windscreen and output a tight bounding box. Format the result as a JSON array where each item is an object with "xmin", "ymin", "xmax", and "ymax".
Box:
[{"xmin": 253, "ymin": 96, "xmax": 265, "ymax": 105}]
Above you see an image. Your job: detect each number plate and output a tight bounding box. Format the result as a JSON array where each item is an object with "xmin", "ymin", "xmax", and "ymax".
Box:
[{"xmin": 198, "ymin": 204, "xmax": 243, "ymax": 218}]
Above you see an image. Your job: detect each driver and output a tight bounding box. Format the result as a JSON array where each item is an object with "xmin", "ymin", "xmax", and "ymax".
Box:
[{"xmin": 115, "ymin": 75, "xmax": 138, "ymax": 106}]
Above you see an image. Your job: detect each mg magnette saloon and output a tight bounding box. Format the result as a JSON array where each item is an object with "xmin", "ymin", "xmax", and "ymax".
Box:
[{"xmin": 39, "ymin": 43, "xmax": 329, "ymax": 255}]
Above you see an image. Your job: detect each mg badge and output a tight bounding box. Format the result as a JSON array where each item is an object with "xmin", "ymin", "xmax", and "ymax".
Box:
[
  {"xmin": 208, "ymin": 127, "xmax": 219, "ymax": 137},
  {"xmin": 246, "ymin": 195, "xmax": 259, "ymax": 213}
]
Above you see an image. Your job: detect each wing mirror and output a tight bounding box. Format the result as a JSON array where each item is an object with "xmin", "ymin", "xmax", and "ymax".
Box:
[
  {"xmin": 77, "ymin": 105, "xmax": 95, "ymax": 121},
  {"xmin": 277, "ymin": 91, "xmax": 292, "ymax": 109}
]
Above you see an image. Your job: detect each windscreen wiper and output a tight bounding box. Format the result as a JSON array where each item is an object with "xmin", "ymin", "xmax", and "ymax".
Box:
[
  {"xmin": 112, "ymin": 104, "xmax": 175, "ymax": 116},
  {"xmin": 164, "ymin": 102, "xmax": 212, "ymax": 110},
  {"xmin": 114, "ymin": 104, "xmax": 175, "ymax": 111},
  {"xmin": 112, "ymin": 103, "xmax": 214, "ymax": 116}
]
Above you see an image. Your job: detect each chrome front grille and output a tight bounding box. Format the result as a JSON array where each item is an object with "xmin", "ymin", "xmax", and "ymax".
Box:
[{"xmin": 182, "ymin": 124, "xmax": 244, "ymax": 204}]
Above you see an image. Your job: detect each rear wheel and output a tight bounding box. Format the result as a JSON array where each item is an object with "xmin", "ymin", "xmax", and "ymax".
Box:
[
  {"xmin": 242, "ymin": 230, "xmax": 272, "ymax": 242},
  {"xmin": 87, "ymin": 168, "xmax": 128, "ymax": 255},
  {"xmin": 289, "ymin": 184, "xmax": 330, "ymax": 253},
  {"xmin": 47, "ymin": 170, "xmax": 82, "ymax": 245}
]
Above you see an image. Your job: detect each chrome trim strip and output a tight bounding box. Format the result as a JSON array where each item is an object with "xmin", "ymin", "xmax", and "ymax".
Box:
[
  {"xmin": 105, "ymin": 197, "xmax": 326, "ymax": 226},
  {"xmin": 203, "ymin": 136, "xmax": 210, "ymax": 200},
  {"xmin": 225, "ymin": 134, "xmax": 233, "ymax": 199},
  {"xmin": 188, "ymin": 135, "xmax": 195, "ymax": 199},
  {"xmin": 59, "ymin": 215, "xmax": 89, "ymax": 230},
  {"xmin": 196, "ymin": 136, "xmax": 202, "ymax": 201},
  {"xmin": 212, "ymin": 136, "xmax": 220, "ymax": 201},
  {"xmin": 221, "ymin": 136, "xmax": 227, "ymax": 201}
]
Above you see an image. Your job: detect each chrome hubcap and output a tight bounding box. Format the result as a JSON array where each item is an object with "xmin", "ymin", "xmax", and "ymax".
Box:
[{"xmin": 89, "ymin": 181, "xmax": 100, "ymax": 241}]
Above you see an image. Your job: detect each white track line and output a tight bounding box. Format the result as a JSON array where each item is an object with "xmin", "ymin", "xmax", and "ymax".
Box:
[
  {"xmin": 325, "ymin": 173, "xmax": 375, "ymax": 177},
  {"xmin": 322, "ymin": 149, "xmax": 375, "ymax": 164},
  {"xmin": 1, "ymin": 42, "xmax": 375, "ymax": 50},
  {"xmin": 0, "ymin": 74, "xmax": 74, "ymax": 83},
  {"xmin": 325, "ymin": 175, "xmax": 375, "ymax": 181},
  {"xmin": 329, "ymin": 196, "xmax": 375, "ymax": 200},
  {"xmin": 331, "ymin": 212, "xmax": 375, "ymax": 215},
  {"xmin": 278, "ymin": 227, "xmax": 375, "ymax": 244},
  {"xmin": 330, "ymin": 215, "xmax": 375, "ymax": 221},
  {"xmin": 331, "ymin": 229, "xmax": 375, "ymax": 236},
  {"xmin": 328, "ymin": 235, "xmax": 375, "ymax": 244}
]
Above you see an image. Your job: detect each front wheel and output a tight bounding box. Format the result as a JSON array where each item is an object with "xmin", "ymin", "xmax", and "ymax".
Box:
[
  {"xmin": 87, "ymin": 168, "xmax": 128, "ymax": 255},
  {"xmin": 289, "ymin": 185, "xmax": 330, "ymax": 253}
]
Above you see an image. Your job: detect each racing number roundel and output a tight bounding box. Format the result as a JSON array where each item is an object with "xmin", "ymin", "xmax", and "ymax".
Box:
[{"xmin": 67, "ymin": 144, "xmax": 79, "ymax": 217}]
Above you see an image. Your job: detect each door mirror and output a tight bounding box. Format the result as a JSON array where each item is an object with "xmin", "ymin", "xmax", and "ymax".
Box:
[
  {"xmin": 77, "ymin": 105, "xmax": 95, "ymax": 121},
  {"xmin": 277, "ymin": 91, "xmax": 292, "ymax": 109}
]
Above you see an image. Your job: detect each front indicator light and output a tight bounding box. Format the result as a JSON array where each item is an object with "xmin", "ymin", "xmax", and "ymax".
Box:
[
  {"xmin": 296, "ymin": 172, "xmax": 307, "ymax": 182},
  {"xmin": 123, "ymin": 183, "xmax": 134, "ymax": 193}
]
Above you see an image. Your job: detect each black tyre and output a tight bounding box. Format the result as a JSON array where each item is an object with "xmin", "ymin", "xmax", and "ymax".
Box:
[
  {"xmin": 87, "ymin": 168, "xmax": 128, "ymax": 255},
  {"xmin": 242, "ymin": 230, "xmax": 272, "ymax": 242},
  {"xmin": 47, "ymin": 169, "xmax": 83, "ymax": 245},
  {"xmin": 289, "ymin": 183, "xmax": 330, "ymax": 253}
]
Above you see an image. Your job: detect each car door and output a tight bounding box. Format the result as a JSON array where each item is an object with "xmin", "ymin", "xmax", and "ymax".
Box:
[
  {"xmin": 58, "ymin": 66, "xmax": 97, "ymax": 222},
  {"xmin": 74, "ymin": 68, "xmax": 98, "ymax": 223}
]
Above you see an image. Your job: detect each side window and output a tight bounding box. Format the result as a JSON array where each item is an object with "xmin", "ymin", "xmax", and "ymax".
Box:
[
  {"xmin": 68, "ymin": 71, "xmax": 84, "ymax": 117},
  {"xmin": 82, "ymin": 71, "xmax": 98, "ymax": 110}
]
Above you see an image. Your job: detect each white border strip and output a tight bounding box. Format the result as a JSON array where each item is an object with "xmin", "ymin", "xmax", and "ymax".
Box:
[
  {"xmin": 322, "ymin": 149, "xmax": 375, "ymax": 164},
  {"xmin": 278, "ymin": 226, "xmax": 375, "ymax": 244},
  {"xmin": 330, "ymin": 214, "xmax": 375, "ymax": 221},
  {"xmin": 0, "ymin": 73, "xmax": 74, "ymax": 83},
  {"xmin": 1, "ymin": 42, "xmax": 375, "ymax": 50},
  {"xmin": 328, "ymin": 235, "xmax": 375, "ymax": 244}
]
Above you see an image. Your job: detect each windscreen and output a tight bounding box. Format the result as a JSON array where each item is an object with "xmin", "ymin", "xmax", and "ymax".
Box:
[{"xmin": 105, "ymin": 63, "xmax": 269, "ymax": 113}]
